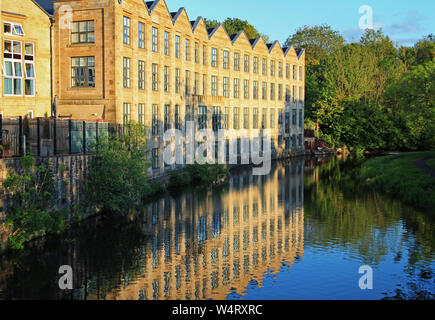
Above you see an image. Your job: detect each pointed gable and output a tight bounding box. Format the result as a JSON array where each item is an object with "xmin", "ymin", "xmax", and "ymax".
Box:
[
  {"xmin": 232, "ymin": 30, "xmax": 252, "ymax": 51},
  {"xmin": 252, "ymin": 36, "xmax": 269, "ymax": 56},
  {"xmin": 208, "ymin": 24, "xmax": 232, "ymax": 46},
  {"xmin": 192, "ymin": 17, "xmax": 208, "ymax": 39},
  {"xmin": 269, "ymin": 40, "xmax": 284, "ymax": 59},
  {"xmin": 172, "ymin": 8, "xmax": 192, "ymax": 34},
  {"xmin": 284, "ymin": 45, "xmax": 298, "ymax": 58},
  {"xmin": 147, "ymin": 0, "xmax": 172, "ymax": 22}
]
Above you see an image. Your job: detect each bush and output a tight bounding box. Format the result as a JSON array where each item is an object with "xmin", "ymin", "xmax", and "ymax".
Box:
[
  {"xmin": 168, "ymin": 170, "xmax": 192, "ymax": 191},
  {"xmin": 2, "ymin": 155, "xmax": 69, "ymax": 250},
  {"xmin": 186, "ymin": 163, "xmax": 230, "ymax": 185},
  {"xmin": 83, "ymin": 123, "xmax": 151, "ymax": 215}
]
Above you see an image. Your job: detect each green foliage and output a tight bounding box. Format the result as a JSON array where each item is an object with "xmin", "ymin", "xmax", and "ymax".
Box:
[
  {"xmin": 360, "ymin": 152, "xmax": 435, "ymax": 210},
  {"xmin": 83, "ymin": 122, "xmax": 151, "ymax": 215},
  {"xmin": 2, "ymin": 155, "xmax": 68, "ymax": 250},
  {"xmin": 168, "ymin": 164, "xmax": 230, "ymax": 192},
  {"xmin": 204, "ymin": 17, "xmax": 267, "ymax": 40}
]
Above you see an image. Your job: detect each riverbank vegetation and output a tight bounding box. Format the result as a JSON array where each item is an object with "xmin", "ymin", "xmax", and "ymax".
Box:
[{"xmin": 359, "ymin": 152, "xmax": 435, "ymax": 210}]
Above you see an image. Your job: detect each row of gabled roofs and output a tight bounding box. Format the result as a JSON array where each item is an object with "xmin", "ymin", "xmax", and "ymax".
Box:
[{"xmin": 32, "ymin": 0, "xmax": 304, "ymax": 59}]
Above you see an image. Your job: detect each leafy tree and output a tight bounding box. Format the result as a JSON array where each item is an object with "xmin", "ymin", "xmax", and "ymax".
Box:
[
  {"xmin": 415, "ymin": 34, "xmax": 435, "ymax": 65},
  {"xmin": 204, "ymin": 17, "xmax": 268, "ymax": 41}
]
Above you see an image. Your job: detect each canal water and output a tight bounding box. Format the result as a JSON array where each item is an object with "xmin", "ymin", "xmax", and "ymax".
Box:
[{"xmin": 0, "ymin": 156, "xmax": 434, "ymax": 300}]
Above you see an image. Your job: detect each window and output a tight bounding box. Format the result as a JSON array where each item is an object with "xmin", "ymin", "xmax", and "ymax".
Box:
[
  {"xmin": 138, "ymin": 104, "xmax": 145, "ymax": 125},
  {"xmin": 175, "ymin": 35, "xmax": 180, "ymax": 58},
  {"xmin": 202, "ymin": 74, "xmax": 206, "ymax": 95},
  {"xmin": 185, "ymin": 39, "xmax": 190, "ymax": 61},
  {"xmin": 270, "ymin": 108, "xmax": 275, "ymax": 128},
  {"xmin": 244, "ymin": 55, "xmax": 250, "ymax": 73},
  {"xmin": 4, "ymin": 40, "xmax": 23, "ymax": 95},
  {"xmin": 299, "ymin": 109, "xmax": 303, "ymax": 128},
  {"xmin": 234, "ymin": 78, "xmax": 239, "ymax": 98},
  {"xmin": 253, "ymin": 57, "xmax": 258, "ymax": 74},
  {"xmin": 164, "ymin": 31, "xmax": 170, "ymax": 55},
  {"xmin": 243, "ymin": 108, "xmax": 249, "ymax": 129},
  {"xmin": 164, "ymin": 104, "xmax": 171, "ymax": 131},
  {"xmin": 292, "ymin": 85, "xmax": 297, "ymax": 103},
  {"xmin": 71, "ymin": 56, "xmax": 95, "ymax": 87},
  {"xmin": 4, "ymin": 22, "xmax": 24, "ymax": 36},
  {"xmin": 223, "ymin": 77, "xmax": 229, "ymax": 97},
  {"xmin": 212, "ymin": 106, "xmax": 221, "ymax": 132},
  {"xmin": 198, "ymin": 106, "xmax": 207, "ymax": 130},
  {"xmin": 223, "ymin": 50, "xmax": 229, "ymax": 69},
  {"xmin": 123, "ymin": 57, "xmax": 130, "ymax": 88},
  {"xmin": 194, "ymin": 72, "xmax": 199, "ymax": 95},
  {"xmin": 123, "ymin": 17, "xmax": 130, "ymax": 45},
  {"xmin": 286, "ymin": 63, "xmax": 290, "ymax": 79},
  {"xmin": 262, "ymin": 108, "xmax": 267, "ymax": 129},
  {"xmin": 152, "ymin": 148, "xmax": 159, "ymax": 169},
  {"xmin": 299, "ymin": 86, "xmax": 303, "ymax": 104},
  {"xmin": 292, "ymin": 65, "xmax": 297, "ymax": 80},
  {"xmin": 233, "ymin": 107, "xmax": 239, "ymax": 130},
  {"xmin": 152, "ymin": 104, "xmax": 159, "ymax": 136},
  {"xmin": 138, "ymin": 22, "xmax": 145, "ymax": 48},
  {"xmin": 270, "ymin": 60, "xmax": 275, "ymax": 76},
  {"xmin": 224, "ymin": 107, "xmax": 229, "ymax": 130},
  {"xmin": 253, "ymin": 108, "xmax": 258, "ymax": 129},
  {"xmin": 138, "ymin": 60, "xmax": 145, "ymax": 90},
  {"xmin": 244, "ymin": 80, "xmax": 249, "ymax": 99},
  {"xmin": 270, "ymin": 83, "xmax": 275, "ymax": 100},
  {"xmin": 262, "ymin": 82, "xmax": 267, "ymax": 100},
  {"xmin": 175, "ymin": 68, "xmax": 180, "ymax": 93},
  {"xmin": 24, "ymin": 43, "xmax": 35, "ymax": 96},
  {"xmin": 253, "ymin": 81, "xmax": 258, "ymax": 100},
  {"xmin": 211, "ymin": 48, "xmax": 217, "ymax": 67},
  {"xmin": 152, "ymin": 63, "xmax": 158, "ymax": 91},
  {"xmin": 262, "ymin": 58, "xmax": 267, "ymax": 75},
  {"xmin": 278, "ymin": 84, "xmax": 282, "ymax": 100},
  {"xmin": 175, "ymin": 105, "xmax": 180, "ymax": 129},
  {"xmin": 194, "ymin": 42, "xmax": 199, "ymax": 63},
  {"xmin": 286, "ymin": 85, "xmax": 290, "ymax": 102},
  {"xmin": 234, "ymin": 53, "xmax": 240, "ymax": 71},
  {"xmin": 185, "ymin": 70, "xmax": 190, "ymax": 95},
  {"xmin": 299, "ymin": 66, "xmax": 303, "ymax": 80},
  {"xmin": 123, "ymin": 103, "xmax": 131, "ymax": 125},
  {"xmin": 211, "ymin": 75, "xmax": 218, "ymax": 96},
  {"xmin": 27, "ymin": 110, "xmax": 34, "ymax": 119},
  {"xmin": 152, "ymin": 27, "xmax": 158, "ymax": 52},
  {"xmin": 164, "ymin": 66, "xmax": 169, "ymax": 92},
  {"xmin": 292, "ymin": 109, "xmax": 297, "ymax": 125},
  {"xmin": 203, "ymin": 45, "xmax": 207, "ymax": 65},
  {"xmin": 72, "ymin": 21, "xmax": 94, "ymax": 44},
  {"xmin": 278, "ymin": 62, "xmax": 283, "ymax": 77}
]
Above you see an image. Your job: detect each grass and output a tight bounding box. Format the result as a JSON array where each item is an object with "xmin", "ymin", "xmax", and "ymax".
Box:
[
  {"xmin": 427, "ymin": 158, "xmax": 435, "ymax": 170},
  {"xmin": 359, "ymin": 152, "xmax": 435, "ymax": 211}
]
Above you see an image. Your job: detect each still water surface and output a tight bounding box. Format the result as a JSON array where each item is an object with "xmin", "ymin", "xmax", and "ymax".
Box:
[{"xmin": 0, "ymin": 156, "xmax": 434, "ymax": 300}]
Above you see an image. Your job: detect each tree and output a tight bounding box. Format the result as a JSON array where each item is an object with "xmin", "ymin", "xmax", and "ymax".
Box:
[
  {"xmin": 415, "ymin": 34, "xmax": 435, "ymax": 65},
  {"xmin": 204, "ymin": 17, "xmax": 268, "ymax": 41}
]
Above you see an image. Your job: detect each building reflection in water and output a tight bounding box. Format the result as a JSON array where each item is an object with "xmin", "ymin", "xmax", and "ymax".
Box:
[{"xmin": 91, "ymin": 160, "xmax": 305, "ymax": 300}]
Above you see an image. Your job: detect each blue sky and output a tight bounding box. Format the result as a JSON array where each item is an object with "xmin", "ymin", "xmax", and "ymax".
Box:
[{"xmin": 167, "ymin": 0, "xmax": 434, "ymax": 46}]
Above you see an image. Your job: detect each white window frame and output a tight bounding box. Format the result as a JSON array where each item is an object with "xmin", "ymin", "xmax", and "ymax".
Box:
[
  {"xmin": 3, "ymin": 40, "xmax": 23, "ymax": 96},
  {"xmin": 4, "ymin": 21, "xmax": 25, "ymax": 37},
  {"xmin": 24, "ymin": 42, "xmax": 36, "ymax": 96}
]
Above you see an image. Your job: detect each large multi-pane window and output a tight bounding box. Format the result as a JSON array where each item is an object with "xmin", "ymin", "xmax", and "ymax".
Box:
[
  {"xmin": 292, "ymin": 65, "xmax": 297, "ymax": 80},
  {"xmin": 185, "ymin": 70, "xmax": 190, "ymax": 95},
  {"xmin": 253, "ymin": 81, "xmax": 258, "ymax": 100},
  {"xmin": 152, "ymin": 104, "xmax": 159, "ymax": 136},
  {"xmin": 292, "ymin": 85, "xmax": 297, "ymax": 103},
  {"xmin": 203, "ymin": 45, "xmax": 207, "ymax": 65},
  {"xmin": 299, "ymin": 66, "xmax": 303, "ymax": 80},
  {"xmin": 262, "ymin": 108, "xmax": 266, "ymax": 129},
  {"xmin": 212, "ymin": 106, "xmax": 221, "ymax": 132},
  {"xmin": 224, "ymin": 107, "xmax": 229, "ymax": 130},
  {"xmin": 164, "ymin": 66, "xmax": 169, "ymax": 92},
  {"xmin": 244, "ymin": 55, "xmax": 250, "ymax": 73},
  {"xmin": 234, "ymin": 53, "xmax": 240, "ymax": 71},
  {"xmin": 262, "ymin": 82, "xmax": 267, "ymax": 100},
  {"xmin": 175, "ymin": 35, "xmax": 180, "ymax": 58},
  {"xmin": 285, "ymin": 85, "xmax": 290, "ymax": 102},
  {"xmin": 286, "ymin": 63, "xmax": 290, "ymax": 79},
  {"xmin": 299, "ymin": 87, "xmax": 304, "ymax": 105},
  {"xmin": 253, "ymin": 57, "xmax": 258, "ymax": 74},
  {"xmin": 71, "ymin": 56, "xmax": 95, "ymax": 88},
  {"xmin": 138, "ymin": 22, "xmax": 145, "ymax": 48},
  {"xmin": 253, "ymin": 108, "xmax": 258, "ymax": 129},
  {"xmin": 211, "ymin": 75, "xmax": 218, "ymax": 96},
  {"xmin": 278, "ymin": 84, "xmax": 282, "ymax": 100},
  {"xmin": 164, "ymin": 104, "xmax": 171, "ymax": 131},
  {"xmin": 270, "ymin": 83, "xmax": 275, "ymax": 100},
  {"xmin": 202, "ymin": 74, "xmax": 207, "ymax": 95},
  {"xmin": 211, "ymin": 48, "xmax": 217, "ymax": 67},
  {"xmin": 123, "ymin": 17, "xmax": 130, "ymax": 45},
  {"xmin": 152, "ymin": 63, "xmax": 158, "ymax": 91},
  {"xmin": 24, "ymin": 43, "xmax": 35, "ymax": 96},
  {"xmin": 243, "ymin": 80, "xmax": 249, "ymax": 99},
  {"xmin": 123, "ymin": 103, "xmax": 131, "ymax": 125},
  {"xmin": 175, "ymin": 68, "xmax": 180, "ymax": 93},
  {"xmin": 270, "ymin": 60, "xmax": 275, "ymax": 76},
  {"xmin": 198, "ymin": 106, "xmax": 207, "ymax": 129},
  {"xmin": 270, "ymin": 108, "xmax": 275, "ymax": 128},
  {"xmin": 194, "ymin": 72, "xmax": 199, "ymax": 95},
  {"xmin": 233, "ymin": 78, "xmax": 239, "ymax": 98},
  {"xmin": 71, "ymin": 21, "xmax": 94, "ymax": 44},
  {"xmin": 4, "ymin": 40, "xmax": 23, "ymax": 95},
  {"xmin": 138, "ymin": 104, "xmax": 145, "ymax": 125},
  {"xmin": 223, "ymin": 50, "xmax": 229, "ymax": 69},
  {"xmin": 233, "ymin": 107, "xmax": 239, "ymax": 130},
  {"xmin": 164, "ymin": 31, "xmax": 169, "ymax": 55},
  {"xmin": 223, "ymin": 77, "xmax": 229, "ymax": 97},
  {"xmin": 175, "ymin": 105, "xmax": 180, "ymax": 129},
  {"xmin": 152, "ymin": 148, "xmax": 159, "ymax": 169},
  {"xmin": 278, "ymin": 62, "xmax": 283, "ymax": 77},
  {"xmin": 123, "ymin": 57, "xmax": 130, "ymax": 88},
  {"xmin": 292, "ymin": 109, "xmax": 297, "ymax": 125},
  {"xmin": 138, "ymin": 60, "xmax": 145, "ymax": 90},
  {"xmin": 152, "ymin": 27, "xmax": 158, "ymax": 52},
  {"xmin": 194, "ymin": 42, "xmax": 199, "ymax": 63},
  {"xmin": 243, "ymin": 108, "xmax": 249, "ymax": 129},
  {"xmin": 185, "ymin": 39, "xmax": 190, "ymax": 61},
  {"xmin": 262, "ymin": 58, "xmax": 267, "ymax": 75}
]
